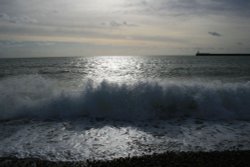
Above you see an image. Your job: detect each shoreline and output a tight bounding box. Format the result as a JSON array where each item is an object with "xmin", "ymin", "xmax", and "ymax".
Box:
[{"xmin": 1, "ymin": 151, "xmax": 250, "ymax": 167}]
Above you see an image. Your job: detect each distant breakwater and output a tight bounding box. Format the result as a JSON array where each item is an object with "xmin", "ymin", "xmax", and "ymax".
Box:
[{"xmin": 196, "ymin": 53, "xmax": 250, "ymax": 56}]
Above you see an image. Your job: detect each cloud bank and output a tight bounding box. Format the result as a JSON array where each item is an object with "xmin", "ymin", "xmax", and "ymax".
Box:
[{"xmin": 0, "ymin": 0, "xmax": 249, "ymax": 57}]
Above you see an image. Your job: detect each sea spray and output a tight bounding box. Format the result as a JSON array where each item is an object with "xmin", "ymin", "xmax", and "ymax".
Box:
[{"xmin": 0, "ymin": 75, "xmax": 250, "ymax": 121}]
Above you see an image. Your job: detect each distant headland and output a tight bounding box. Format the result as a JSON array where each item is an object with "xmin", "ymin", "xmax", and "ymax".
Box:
[{"xmin": 196, "ymin": 52, "xmax": 250, "ymax": 56}]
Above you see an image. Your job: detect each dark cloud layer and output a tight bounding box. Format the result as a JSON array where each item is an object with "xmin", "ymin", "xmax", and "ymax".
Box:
[{"xmin": 125, "ymin": 0, "xmax": 250, "ymax": 17}]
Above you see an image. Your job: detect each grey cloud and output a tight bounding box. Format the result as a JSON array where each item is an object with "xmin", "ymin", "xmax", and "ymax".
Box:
[
  {"xmin": 0, "ymin": 41, "xmax": 54, "ymax": 47},
  {"xmin": 208, "ymin": 32, "xmax": 222, "ymax": 37},
  {"xmin": 102, "ymin": 21, "xmax": 137, "ymax": 28},
  {"xmin": 171, "ymin": 0, "xmax": 250, "ymax": 16},
  {"xmin": 0, "ymin": 13, "xmax": 37, "ymax": 24},
  {"xmin": 124, "ymin": 0, "xmax": 250, "ymax": 17},
  {"xmin": 110, "ymin": 21, "xmax": 123, "ymax": 27},
  {"xmin": 130, "ymin": 35, "xmax": 188, "ymax": 43}
]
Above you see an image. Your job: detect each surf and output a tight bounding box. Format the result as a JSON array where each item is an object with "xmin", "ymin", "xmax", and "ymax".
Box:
[{"xmin": 0, "ymin": 75, "xmax": 250, "ymax": 121}]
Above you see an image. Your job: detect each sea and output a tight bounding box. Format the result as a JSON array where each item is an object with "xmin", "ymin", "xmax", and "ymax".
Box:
[{"xmin": 0, "ymin": 56, "xmax": 250, "ymax": 161}]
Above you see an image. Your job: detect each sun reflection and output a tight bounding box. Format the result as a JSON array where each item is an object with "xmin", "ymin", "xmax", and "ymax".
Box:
[{"xmin": 86, "ymin": 56, "xmax": 142, "ymax": 83}]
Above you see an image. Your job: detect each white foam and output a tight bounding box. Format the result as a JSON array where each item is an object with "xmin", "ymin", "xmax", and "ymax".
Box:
[
  {"xmin": 0, "ymin": 75, "xmax": 250, "ymax": 121},
  {"xmin": 0, "ymin": 119, "xmax": 249, "ymax": 161}
]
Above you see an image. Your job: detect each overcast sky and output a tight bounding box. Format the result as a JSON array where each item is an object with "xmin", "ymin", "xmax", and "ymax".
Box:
[{"xmin": 0, "ymin": 0, "xmax": 250, "ymax": 57}]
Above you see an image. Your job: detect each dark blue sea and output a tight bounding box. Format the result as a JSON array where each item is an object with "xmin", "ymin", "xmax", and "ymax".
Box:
[{"xmin": 0, "ymin": 56, "xmax": 250, "ymax": 161}]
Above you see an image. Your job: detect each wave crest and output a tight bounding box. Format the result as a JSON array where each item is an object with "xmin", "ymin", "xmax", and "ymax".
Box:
[{"xmin": 0, "ymin": 75, "xmax": 250, "ymax": 121}]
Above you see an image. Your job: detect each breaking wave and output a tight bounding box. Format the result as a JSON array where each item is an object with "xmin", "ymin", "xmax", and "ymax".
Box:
[{"xmin": 0, "ymin": 75, "xmax": 250, "ymax": 121}]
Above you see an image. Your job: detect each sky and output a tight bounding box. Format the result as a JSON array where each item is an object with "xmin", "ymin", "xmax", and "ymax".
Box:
[{"xmin": 0, "ymin": 0, "xmax": 250, "ymax": 57}]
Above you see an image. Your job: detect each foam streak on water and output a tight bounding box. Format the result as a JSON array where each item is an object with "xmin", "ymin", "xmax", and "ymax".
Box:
[{"xmin": 0, "ymin": 119, "xmax": 250, "ymax": 161}]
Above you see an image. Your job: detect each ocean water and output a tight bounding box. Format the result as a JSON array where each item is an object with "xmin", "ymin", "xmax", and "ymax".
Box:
[{"xmin": 0, "ymin": 56, "xmax": 250, "ymax": 161}]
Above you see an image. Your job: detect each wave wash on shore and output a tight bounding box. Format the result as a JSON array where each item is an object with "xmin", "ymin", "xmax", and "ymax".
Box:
[{"xmin": 0, "ymin": 75, "xmax": 250, "ymax": 121}]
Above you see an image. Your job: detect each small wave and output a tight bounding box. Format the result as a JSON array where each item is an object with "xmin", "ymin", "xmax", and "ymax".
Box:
[
  {"xmin": 38, "ymin": 70, "xmax": 71, "ymax": 75},
  {"xmin": 0, "ymin": 75, "xmax": 250, "ymax": 121}
]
